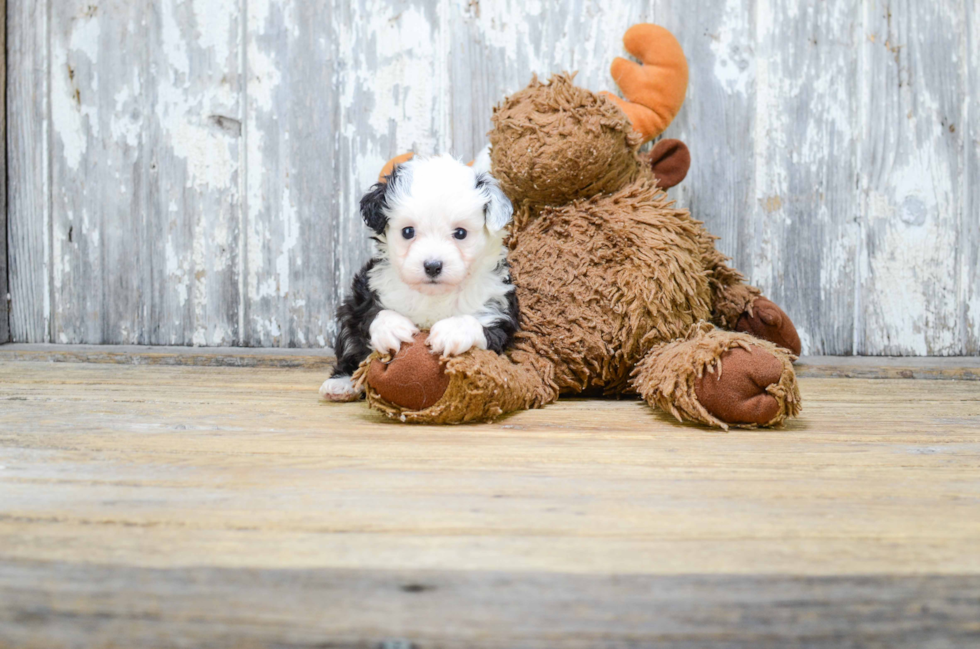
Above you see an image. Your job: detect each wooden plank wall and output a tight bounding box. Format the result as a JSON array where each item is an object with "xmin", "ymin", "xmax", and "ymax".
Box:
[
  {"xmin": 5, "ymin": 0, "xmax": 979, "ymax": 354},
  {"xmin": 0, "ymin": 0, "xmax": 7, "ymax": 343}
]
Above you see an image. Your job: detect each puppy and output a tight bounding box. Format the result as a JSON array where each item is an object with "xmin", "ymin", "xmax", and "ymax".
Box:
[{"xmin": 319, "ymin": 153, "xmax": 518, "ymax": 401}]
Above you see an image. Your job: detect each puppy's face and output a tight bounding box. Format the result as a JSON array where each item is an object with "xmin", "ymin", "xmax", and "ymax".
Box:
[{"xmin": 361, "ymin": 155, "xmax": 513, "ymax": 296}]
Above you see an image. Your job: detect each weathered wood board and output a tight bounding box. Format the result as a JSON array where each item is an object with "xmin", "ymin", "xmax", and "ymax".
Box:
[
  {"xmin": 7, "ymin": 0, "xmax": 49, "ymax": 344},
  {"xmin": 0, "ymin": 0, "xmax": 8, "ymax": 343},
  {"xmin": 6, "ymin": 0, "xmax": 980, "ymax": 354},
  {"xmin": 1, "ymin": 362, "xmax": 979, "ymax": 645}
]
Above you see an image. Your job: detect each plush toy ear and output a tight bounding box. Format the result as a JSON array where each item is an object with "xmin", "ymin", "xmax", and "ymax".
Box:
[
  {"xmin": 646, "ymin": 138, "xmax": 690, "ymax": 189},
  {"xmin": 476, "ymin": 172, "xmax": 513, "ymax": 233}
]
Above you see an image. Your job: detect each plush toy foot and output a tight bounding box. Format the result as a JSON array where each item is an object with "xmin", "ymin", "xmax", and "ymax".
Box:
[
  {"xmin": 365, "ymin": 333, "xmax": 451, "ymax": 412},
  {"xmin": 735, "ymin": 297, "xmax": 802, "ymax": 356},
  {"xmin": 632, "ymin": 322, "xmax": 801, "ymax": 429},
  {"xmin": 693, "ymin": 347, "xmax": 783, "ymax": 425},
  {"xmin": 356, "ymin": 336, "xmax": 559, "ymax": 424}
]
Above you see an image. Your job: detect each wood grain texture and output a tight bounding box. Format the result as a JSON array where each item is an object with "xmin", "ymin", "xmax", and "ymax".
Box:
[
  {"xmin": 751, "ymin": 0, "xmax": 861, "ymax": 355},
  {"xmin": 6, "ymin": 0, "xmax": 980, "ymax": 354},
  {"xmin": 7, "ymin": 0, "xmax": 51, "ymax": 343},
  {"xmin": 3, "ymin": 564, "xmax": 979, "ymax": 649},
  {"xmin": 0, "ymin": 343, "xmax": 336, "ymax": 368},
  {"xmin": 0, "ymin": 362, "xmax": 979, "ymax": 645},
  {"xmin": 857, "ymin": 0, "xmax": 968, "ymax": 356},
  {"xmin": 0, "ymin": 0, "xmax": 8, "ymax": 344},
  {"xmin": 142, "ymin": 0, "xmax": 244, "ymax": 346},
  {"xmin": 966, "ymin": 0, "xmax": 980, "ymax": 355}
]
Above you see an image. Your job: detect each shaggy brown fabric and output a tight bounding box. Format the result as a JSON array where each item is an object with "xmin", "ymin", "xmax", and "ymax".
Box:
[
  {"xmin": 508, "ymin": 174, "xmax": 713, "ymax": 395},
  {"xmin": 490, "ymin": 73, "xmax": 643, "ymax": 212},
  {"xmin": 365, "ymin": 333, "xmax": 450, "ymax": 411},
  {"xmin": 712, "ymin": 281, "xmax": 762, "ymax": 329},
  {"xmin": 643, "ymin": 138, "xmax": 690, "ymax": 189},
  {"xmin": 631, "ymin": 322, "xmax": 801, "ymax": 430},
  {"xmin": 735, "ymin": 297, "xmax": 803, "ymax": 356}
]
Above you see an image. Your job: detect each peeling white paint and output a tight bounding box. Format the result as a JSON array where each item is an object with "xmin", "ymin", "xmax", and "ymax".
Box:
[{"xmin": 710, "ymin": 0, "xmax": 753, "ymax": 96}]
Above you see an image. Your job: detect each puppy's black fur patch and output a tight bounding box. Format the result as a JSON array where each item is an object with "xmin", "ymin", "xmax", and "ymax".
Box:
[
  {"xmin": 483, "ymin": 269, "xmax": 520, "ymax": 354},
  {"xmin": 330, "ymin": 259, "xmax": 384, "ymax": 378},
  {"xmin": 359, "ymin": 165, "xmax": 403, "ymax": 235}
]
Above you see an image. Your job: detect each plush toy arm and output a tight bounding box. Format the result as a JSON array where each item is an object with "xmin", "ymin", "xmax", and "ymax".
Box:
[
  {"xmin": 600, "ymin": 24, "xmax": 689, "ymax": 142},
  {"xmin": 701, "ymin": 242, "xmax": 802, "ymax": 356},
  {"xmin": 631, "ymin": 323, "xmax": 800, "ymax": 430},
  {"xmin": 702, "ymin": 243, "xmax": 762, "ymax": 330},
  {"xmin": 357, "ymin": 336, "xmax": 559, "ymax": 424}
]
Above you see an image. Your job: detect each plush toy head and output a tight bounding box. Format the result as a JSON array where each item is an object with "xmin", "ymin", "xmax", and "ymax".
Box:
[
  {"xmin": 489, "ymin": 24, "xmax": 689, "ymax": 216},
  {"xmin": 489, "ymin": 74, "xmax": 642, "ymax": 209}
]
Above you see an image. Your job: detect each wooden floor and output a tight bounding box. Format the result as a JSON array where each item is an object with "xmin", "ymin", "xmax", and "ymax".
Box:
[{"xmin": 1, "ymin": 358, "xmax": 979, "ymax": 647}]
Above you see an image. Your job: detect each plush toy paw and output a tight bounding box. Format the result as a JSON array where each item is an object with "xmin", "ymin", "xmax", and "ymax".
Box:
[
  {"xmin": 370, "ymin": 310, "xmax": 420, "ymax": 355},
  {"xmin": 694, "ymin": 346, "xmax": 786, "ymax": 426},
  {"xmin": 735, "ymin": 297, "xmax": 802, "ymax": 356},
  {"xmin": 366, "ymin": 333, "xmax": 451, "ymax": 412},
  {"xmin": 319, "ymin": 376, "xmax": 363, "ymax": 402},
  {"xmin": 427, "ymin": 316, "xmax": 488, "ymax": 357}
]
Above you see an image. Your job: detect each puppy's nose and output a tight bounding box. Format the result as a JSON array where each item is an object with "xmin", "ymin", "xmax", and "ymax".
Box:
[{"xmin": 423, "ymin": 260, "xmax": 443, "ymax": 278}]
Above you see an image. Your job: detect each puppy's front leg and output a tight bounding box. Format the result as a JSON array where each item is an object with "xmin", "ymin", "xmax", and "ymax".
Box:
[
  {"xmin": 427, "ymin": 316, "xmax": 488, "ymax": 357},
  {"xmin": 370, "ymin": 310, "xmax": 420, "ymax": 354}
]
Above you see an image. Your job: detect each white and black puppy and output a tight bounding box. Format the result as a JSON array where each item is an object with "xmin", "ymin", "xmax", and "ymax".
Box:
[{"xmin": 319, "ymin": 154, "xmax": 518, "ymax": 401}]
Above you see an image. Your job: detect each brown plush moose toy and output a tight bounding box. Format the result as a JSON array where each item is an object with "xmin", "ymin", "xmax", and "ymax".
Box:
[{"xmin": 354, "ymin": 24, "xmax": 802, "ymax": 429}]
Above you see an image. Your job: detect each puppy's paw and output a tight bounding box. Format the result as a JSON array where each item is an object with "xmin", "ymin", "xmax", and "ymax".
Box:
[
  {"xmin": 369, "ymin": 310, "xmax": 420, "ymax": 354},
  {"xmin": 319, "ymin": 376, "xmax": 363, "ymax": 402},
  {"xmin": 427, "ymin": 316, "xmax": 488, "ymax": 357}
]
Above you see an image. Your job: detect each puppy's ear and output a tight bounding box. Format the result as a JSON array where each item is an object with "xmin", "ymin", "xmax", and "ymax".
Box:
[
  {"xmin": 476, "ymin": 172, "xmax": 513, "ymax": 233},
  {"xmin": 362, "ymin": 163, "xmax": 407, "ymax": 234},
  {"xmin": 359, "ymin": 181, "xmax": 389, "ymax": 235}
]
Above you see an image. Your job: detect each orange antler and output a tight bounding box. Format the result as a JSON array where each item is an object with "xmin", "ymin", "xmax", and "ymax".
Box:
[{"xmin": 600, "ymin": 24, "xmax": 688, "ymax": 143}]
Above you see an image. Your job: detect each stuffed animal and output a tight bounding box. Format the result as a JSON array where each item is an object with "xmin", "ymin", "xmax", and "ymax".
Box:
[{"xmin": 353, "ymin": 24, "xmax": 802, "ymax": 429}]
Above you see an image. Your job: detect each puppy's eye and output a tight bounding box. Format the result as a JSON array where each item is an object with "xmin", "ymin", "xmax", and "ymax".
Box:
[
  {"xmin": 453, "ymin": 228, "xmax": 467, "ymax": 240},
  {"xmin": 401, "ymin": 227, "xmax": 415, "ymax": 240}
]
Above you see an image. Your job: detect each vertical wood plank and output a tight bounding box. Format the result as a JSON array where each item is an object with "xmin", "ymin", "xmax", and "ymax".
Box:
[
  {"xmin": 857, "ymin": 0, "xmax": 967, "ymax": 355},
  {"xmin": 965, "ymin": 1, "xmax": 979, "ymax": 355},
  {"xmin": 48, "ymin": 2, "xmax": 144, "ymax": 343},
  {"xmin": 7, "ymin": 0, "xmax": 51, "ymax": 342},
  {"xmin": 748, "ymin": 0, "xmax": 861, "ymax": 354},
  {"xmin": 244, "ymin": 0, "xmax": 447, "ymax": 347},
  {"xmin": 243, "ymin": 0, "xmax": 339, "ymax": 348},
  {"xmin": 142, "ymin": 0, "xmax": 244, "ymax": 346},
  {"xmin": 0, "ymin": 0, "xmax": 8, "ymax": 343}
]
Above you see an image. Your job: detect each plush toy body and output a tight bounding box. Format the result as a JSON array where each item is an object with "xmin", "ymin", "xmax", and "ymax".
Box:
[{"xmin": 355, "ymin": 25, "xmax": 802, "ymax": 429}]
